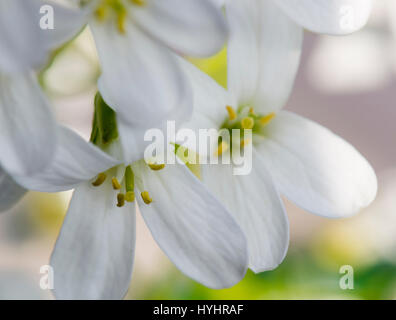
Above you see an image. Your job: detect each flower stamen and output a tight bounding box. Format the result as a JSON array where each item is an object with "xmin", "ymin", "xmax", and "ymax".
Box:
[
  {"xmin": 259, "ymin": 112, "xmax": 276, "ymax": 127},
  {"xmin": 95, "ymin": 6, "xmax": 108, "ymax": 21},
  {"xmin": 92, "ymin": 173, "xmax": 107, "ymax": 187},
  {"xmin": 226, "ymin": 105, "xmax": 237, "ymax": 121},
  {"xmin": 112, "ymin": 177, "xmax": 122, "ymax": 190},
  {"xmin": 117, "ymin": 193, "xmax": 126, "ymax": 207},
  {"xmin": 241, "ymin": 117, "xmax": 254, "ymax": 129},
  {"xmin": 125, "ymin": 191, "xmax": 135, "ymax": 202},
  {"xmin": 148, "ymin": 163, "xmax": 165, "ymax": 171},
  {"xmin": 124, "ymin": 165, "xmax": 135, "ymax": 203},
  {"xmin": 116, "ymin": 8, "xmax": 127, "ymax": 34},
  {"xmin": 141, "ymin": 191, "xmax": 153, "ymax": 204},
  {"xmin": 94, "ymin": 0, "xmax": 146, "ymax": 34}
]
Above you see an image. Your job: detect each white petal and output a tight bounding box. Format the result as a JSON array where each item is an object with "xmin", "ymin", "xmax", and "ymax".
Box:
[
  {"xmin": 256, "ymin": 111, "xmax": 378, "ymax": 218},
  {"xmin": 117, "ymin": 121, "xmax": 147, "ymax": 164},
  {"xmin": 0, "ymin": 167, "xmax": 26, "ymax": 213},
  {"xmin": 177, "ymin": 58, "xmax": 232, "ymax": 154},
  {"xmin": 15, "ymin": 127, "xmax": 119, "ymax": 192},
  {"xmin": 209, "ymin": 0, "xmax": 226, "ymax": 7},
  {"xmin": 211, "ymin": 0, "xmax": 226, "ymax": 7},
  {"xmin": 116, "ymin": 76, "xmax": 192, "ymax": 164},
  {"xmin": 274, "ymin": 0, "xmax": 373, "ymax": 35},
  {"xmin": 51, "ymin": 181, "xmax": 136, "ymax": 299},
  {"xmin": 130, "ymin": 0, "xmax": 228, "ymax": 57},
  {"xmin": 0, "ymin": 73, "xmax": 57, "ymax": 176},
  {"xmin": 227, "ymin": 0, "xmax": 302, "ymax": 113},
  {"xmin": 201, "ymin": 153, "xmax": 289, "ymax": 272},
  {"xmin": 0, "ymin": 0, "xmax": 88, "ymax": 73},
  {"xmin": 91, "ymin": 21, "xmax": 192, "ymax": 129},
  {"xmin": 136, "ymin": 161, "xmax": 248, "ymax": 288}
]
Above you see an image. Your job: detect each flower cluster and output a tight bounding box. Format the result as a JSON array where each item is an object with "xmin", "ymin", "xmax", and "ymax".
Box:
[{"xmin": 0, "ymin": 0, "xmax": 376, "ymax": 299}]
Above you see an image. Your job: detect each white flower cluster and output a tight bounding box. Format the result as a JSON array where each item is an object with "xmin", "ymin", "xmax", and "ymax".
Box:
[{"xmin": 0, "ymin": 0, "xmax": 377, "ymax": 299}]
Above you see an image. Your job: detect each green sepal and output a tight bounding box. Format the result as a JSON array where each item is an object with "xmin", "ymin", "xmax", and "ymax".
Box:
[{"xmin": 91, "ymin": 92, "xmax": 119, "ymax": 146}]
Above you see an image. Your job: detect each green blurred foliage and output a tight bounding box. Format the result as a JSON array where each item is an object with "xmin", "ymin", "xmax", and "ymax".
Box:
[{"xmin": 133, "ymin": 250, "xmax": 396, "ymax": 300}]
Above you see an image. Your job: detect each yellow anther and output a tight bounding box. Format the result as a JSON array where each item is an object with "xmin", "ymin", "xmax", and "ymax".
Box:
[
  {"xmin": 92, "ymin": 173, "xmax": 107, "ymax": 187},
  {"xmin": 117, "ymin": 9, "xmax": 127, "ymax": 34},
  {"xmin": 215, "ymin": 141, "xmax": 229, "ymax": 156},
  {"xmin": 141, "ymin": 191, "xmax": 153, "ymax": 205},
  {"xmin": 226, "ymin": 105, "xmax": 237, "ymax": 121},
  {"xmin": 240, "ymin": 139, "xmax": 251, "ymax": 148},
  {"xmin": 131, "ymin": 0, "xmax": 145, "ymax": 6},
  {"xmin": 241, "ymin": 116, "xmax": 254, "ymax": 129},
  {"xmin": 148, "ymin": 163, "xmax": 165, "ymax": 171},
  {"xmin": 125, "ymin": 191, "xmax": 135, "ymax": 203},
  {"xmin": 95, "ymin": 6, "xmax": 107, "ymax": 21},
  {"xmin": 259, "ymin": 112, "xmax": 276, "ymax": 126},
  {"xmin": 112, "ymin": 177, "xmax": 122, "ymax": 190},
  {"xmin": 117, "ymin": 193, "xmax": 126, "ymax": 207},
  {"xmin": 249, "ymin": 107, "xmax": 256, "ymax": 115}
]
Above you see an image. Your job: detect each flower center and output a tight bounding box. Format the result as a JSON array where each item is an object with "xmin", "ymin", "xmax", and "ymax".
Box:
[
  {"xmin": 91, "ymin": 161, "xmax": 164, "ymax": 208},
  {"xmin": 94, "ymin": 0, "xmax": 146, "ymax": 34},
  {"xmin": 217, "ymin": 105, "xmax": 275, "ymax": 155}
]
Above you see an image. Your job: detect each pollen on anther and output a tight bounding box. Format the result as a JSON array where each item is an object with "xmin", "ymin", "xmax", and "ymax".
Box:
[
  {"xmin": 226, "ymin": 106, "xmax": 237, "ymax": 121},
  {"xmin": 92, "ymin": 173, "xmax": 107, "ymax": 187},
  {"xmin": 141, "ymin": 191, "xmax": 153, "ymax": 205},
  {"xmin": 95, "ymin": 6, "xmax": 107, "ymax": 21},
  {"xmin": 241, "ymin": 117, "xmax": 254, "ymax": 129},
  {"xmin": 148, "ymin": 163, "xmax": 165, "ymax": 171},
  {"xmin": 112, "ymin": 177, "xmax": 122, "ymax": 190},
  {"xmin": 117, "ymin": 193, "xmax": 126, "ymax": 207},
  {"xmin": 117, "ymin": 9, "xmax": 127, "ymax": 34},
  {"xmin": 259, "ymin": 112, "xmax": 276, "ymax": 126}
]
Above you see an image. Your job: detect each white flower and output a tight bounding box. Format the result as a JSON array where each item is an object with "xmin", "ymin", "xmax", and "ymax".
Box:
[
  {"xmin": 0, "ymin": 0, "xmax": 227, "ymax": 211},
  {"xmin": 179, "ymin": 0, "xmax": 378, "ymax": 272},
  {"xmin": 54, "ymin": 0, "xmax": 228, "ymax": 164},
  {"xmin": 15, "ymin": 119, "xmax": 248, "ymax": 299},
  {"xmin": 0, "ymin": 0, "xmax": 86, "ymax": 176}
]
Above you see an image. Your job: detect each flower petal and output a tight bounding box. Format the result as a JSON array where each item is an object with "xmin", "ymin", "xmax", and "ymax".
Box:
[
  {"xmin": 274, "ymin": 0, "xmax": 373, "ymax": 35},
  {"xmin": 14, "ymin": 127, "xmax": 119, "ymax": 192},
  {"xmin": 0, "ymin": 73, "xmax": 57, "ymax": 176},
  {"xmin": 130, "ymin": 0, "xmax": 228, "ymax": 57},
  {"xmin": 0, "ymin": 0, "xmax": 88, "ymax": 73},
  {"xmin": 200, "ymin": 153, "xmax": 289, "ymax": 272},
  {"xmin": 136, "ymin": 161, "xmax": 248, "ymax": 288},
  {"xmin": 177, "ymin": 58, "xmax": 232, "ymax": 155},
  {"xmin": 256, "ymin": 111, "xmax": 378, "ymax": 218},
  {"xmin": 117, "ymin": 120, "xmax": 148, "ymax": 164},
  {"xmin": 227, "ymin": 0, "xmax": 303, "ymax": 113},
  {"xmin": 51, "ymin": 181, "xmax": 136, "ymax": 299},
  {"xmin": 0, "ymin": 167, "xmax": 26, "ymax": 213},
  {"xmin": 211, "ymin": 0, "xmax": 226, "ymax": 7},
  {"xmin": 91, "ymin": 21, "xmax": 192, "ymax": 129}
]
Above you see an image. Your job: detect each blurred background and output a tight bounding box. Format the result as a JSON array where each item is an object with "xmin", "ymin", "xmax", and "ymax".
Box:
[{"xmin": 1, "ymin": 0, "xmax": 396, "ymax": 299}]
